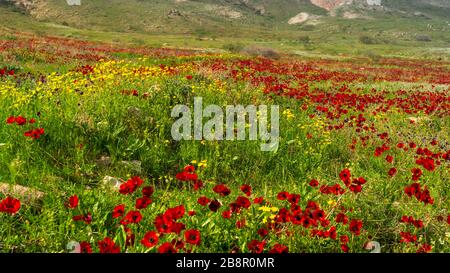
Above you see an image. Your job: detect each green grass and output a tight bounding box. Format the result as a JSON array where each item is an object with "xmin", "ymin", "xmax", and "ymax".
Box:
[
  {"xmin": 0, "ymin": 49, "xmax": 448, "ymax": 252},
  {"xmin": 0, "ymin": 1, "xmax": 449, "ymax": 254}
]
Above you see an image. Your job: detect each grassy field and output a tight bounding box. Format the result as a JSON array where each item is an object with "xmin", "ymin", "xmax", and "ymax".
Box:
[
  {"xmin": 0, "ymin": 29, "xmax": 448, "ymax": 253},
  {"xmin": 0, "ymin": 0, "xmax": 449, "ymax": 253}
]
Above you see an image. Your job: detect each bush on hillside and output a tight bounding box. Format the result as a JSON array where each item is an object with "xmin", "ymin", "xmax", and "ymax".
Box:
[
  {"xmin": 222, "ymin": 43, "xmax": 245, "ymax": 53},
  {"xmin": 359, "ymin": 35, "xmax": 378, "ymax": 45},
  {"xmin": 416, "ymin": 35, "xmax": 432, "ymax": 42},
  {"xmin": 241, "ymin": 46, "xmax": 280, "ymax": 60}
]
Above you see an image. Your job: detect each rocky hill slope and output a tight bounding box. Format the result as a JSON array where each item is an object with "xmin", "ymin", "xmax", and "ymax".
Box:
[{"xmin": 1, "ymin": 0, "xmax": 448, "ymax": 36}]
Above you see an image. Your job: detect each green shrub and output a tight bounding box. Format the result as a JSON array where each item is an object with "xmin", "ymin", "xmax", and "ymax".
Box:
[
  {"xmin": 241, "ymin": 46, "xmax": 280, "ymax": 60},
  {"xmin": 359, "ymin": 35, "xmax": 378, "ymax": 45},
  {"xmin": 222, "ymin": 43, "xmax": 244, "ymax": 53},
  {"xmin": 415, "ymin": 35, "xmax": 432, "ymax": 42}
]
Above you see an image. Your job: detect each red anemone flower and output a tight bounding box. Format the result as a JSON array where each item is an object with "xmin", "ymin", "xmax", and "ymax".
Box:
[
  {"xmin": 309, "ymin": 179, "xmax": 319, "ymax": 187},
  {"xmin": 65, "ymin": 195, "xmax": 79, "ymax": 209},
  {"xmin": 141, "ymin": 231, "xmax": 159, "ymax": 248},
  {"xmin": 142, "ymin": 186, "xmax": 154, "ymax": 197},
  {"xmin": 0, "ymin": 196, "xmax": 21, "ymax": 215},
  {"xmin": 6, "ymin": 116, "xmax": 15, "ymax": 124},
  {"xmin": 98, "ymin": 237, "xmax": 120, "ymax": 253},
  {"xmin": 269, "ymin": 244, "xmax": 289, "ymax": 253},
  {"xmin": 158, "ymin": 242, "xmax": 177, "ymax": 253},
  {"xmin": 80, "ymin": 241, "xmax": 92, "ymax": 253},
  {"xmin": 247, "ymin": 240, "xmax": 266, "ymax": 253},
  {"xmin": 120, "ymin": 210, "xmax": 143, "ymax": 225},
  {"xmin": 135, "ymin": 196, "xmax": 152, "ymax": 210},
  {"xmin": 209, "ymin": 200, "xmax": 221, "ymax": 212},
  {"xmin": 184, "ymin": 229, "xmax": 201, "ymax": 246},
  {"xmin": 15, "ymin": 116, "xmax": 26, "ymax": 126},
  {"xmin": 277, "ymin": 191, "xmax": 289, "ymax": 200},
  {"xmin": 112, "ymin": 204, "xmax": 125, "ymax": 219},
  {"xmin": 213, "ymin": 184, "xmax": 231, "ymax": 197},
  {"xmin": 349, "ymin": 219, "xmax": 363, "ymax": 236},
  {"xmin": 197, "ymin": 196, "xmax": 211, "ymax": 206},
  {"xmin": 240, "ymin": 184, "xmax": 252, "ymax": 196}
]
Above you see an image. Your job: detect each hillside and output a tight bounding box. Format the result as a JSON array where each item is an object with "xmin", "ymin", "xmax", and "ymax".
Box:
[
  {"xmin": 2, "ymin": 0, "xmax": 450, "ymax": 34},
  {"xmin": 0, "ymin": 0, "xmax": 328, "ymax": 35},
  {"xmin": 0, "ymin": 0, "xmax": 449, "ymax": 59}
]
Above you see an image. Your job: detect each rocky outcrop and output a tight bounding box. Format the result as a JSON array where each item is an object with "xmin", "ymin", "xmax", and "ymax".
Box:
[
  {"xmin": 168, "ymin": 9, "xmax": 183, "ymax": 17},
  {"xmin": 204, "ymin": 4, "xmax": 243, "ymax": 19},
  {"xmin": 366, "ymin": 0, "xmax": 381, "ymax": 6},
  {"xmin": 101, "ymin": 176, "xmax": 123, "ymax": 190},
  {"xmin": 0, "ymin": 183, "xmax": 45, "ymax": 208},
  {"xmin": 288, "ymin": 12, "xmax": 310, "ymax": 24},
  {"xmin": 66, "ymin": 0, "xmax": 80, "ymax": 6},
  {"xmin": 3, "ymin": 0, "xmax": 53, "ymax": 19},
  {"xmin": 310, "ymin": 0, "xmax": 352, "ymax": 11},
  {"xmin": 288, "ymin": 12, "xmax": 322, "ymax": 25},
  {"xmin": 309, "ymin": 0, "xmax": 384, "ymax": 18},
  {"xmin": 310, "ymin": 0, "xmax": 382, "ymax": 11},
  {"xmin": 4, "ymin": 0, "xmax": 35, "ymax": 11}
]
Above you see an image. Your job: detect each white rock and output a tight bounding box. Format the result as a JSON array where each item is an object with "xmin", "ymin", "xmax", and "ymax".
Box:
[
  {"xmin": 0, "ymin": 183, "xmax": 45, "ymax": 207},
  {"xmin": 366, "ymin": 0, "xmax": 381, "ymax": 6},
  {"xmin": 67, "ymin": 241, "xmax": 81, "ymax": 253},
  {"xmin": 66, "ymin": 0, "xmax": 81, "ymax": 6},
  {"xmin": 119, "ymin": 160, "xmax": 142, "ymax": 173},
  {"xmin": 288, "ymin": 12, "xmax": 310, "ymax": 25},
  {"xmin": 365, "ymin": 241, "xmax": 381, "ymax": 253},
  {"xmin": 102, "ymin": 176, "xmax": 123, "ymax": 190}
]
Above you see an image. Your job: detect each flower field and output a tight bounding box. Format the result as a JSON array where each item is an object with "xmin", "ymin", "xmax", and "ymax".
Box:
[{"xmin": 0, "ymin": 33, "xmax": 449, "ymax": 253}]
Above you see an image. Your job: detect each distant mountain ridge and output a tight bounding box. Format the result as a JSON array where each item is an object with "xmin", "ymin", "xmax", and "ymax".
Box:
[
  {"xmin": 3, "ymin": 0, "xmax": 450, "ymax": 20},
  {"xmin": 310, "ymin": 0, "xmax": 450, "ymax": 11}
]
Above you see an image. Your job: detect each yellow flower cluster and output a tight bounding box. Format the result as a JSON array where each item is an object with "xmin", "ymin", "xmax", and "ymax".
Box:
[
  {"xmin": 282, "ymin": 109, "xmax": 295, "ymax": 120},
  {"xmin": 0, "ymin": 59, "xmax": 196, "ymax": 108},
  {"xmin": 190, "ymin": 79, "xmax": 227, "ymax": 95},
  {"xmin": 191, "ymin": 159, "xmax": 208, "ymax": 168},
  {"xmin": 258, "ymin": 206, "xmax": 279, "ymax": 213},
  {"xmin": 258, "ymin": 206, "xmax": 279, "ymax": 224},
  {"xmin": 298, "ymin": 116, "xmax": 332, "ymax": 148}
]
